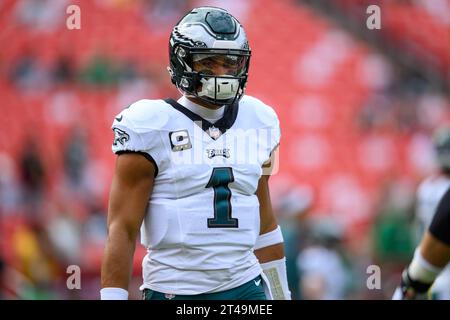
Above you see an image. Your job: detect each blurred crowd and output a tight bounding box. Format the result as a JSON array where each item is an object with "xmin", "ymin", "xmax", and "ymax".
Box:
[
  {"xmin": 0, "ymin": 0, "xmax": 184, "ymax": 299},
  {"xmin": 0, "ymin": 0, "xmax": 449, "ymax": 299}
]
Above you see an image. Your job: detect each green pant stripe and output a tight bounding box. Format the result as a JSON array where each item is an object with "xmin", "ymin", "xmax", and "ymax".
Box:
[{"xmin": 143, "ymin": 276, "xmax": 267, "ymax": 300}]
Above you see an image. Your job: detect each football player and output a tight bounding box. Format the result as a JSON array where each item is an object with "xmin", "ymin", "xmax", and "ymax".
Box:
[
  {"xmin": 393, "ymin": 127, "xmax": 450, "ymax": 299},
  {"xmin": 100, "ymin": 7, "xmax": 291, "ymax": 300}
]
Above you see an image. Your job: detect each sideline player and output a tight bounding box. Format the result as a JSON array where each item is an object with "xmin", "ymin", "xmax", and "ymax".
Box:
[{"xmin": 393, "ymin": 128, "xmax": 450, "ymax": 299}]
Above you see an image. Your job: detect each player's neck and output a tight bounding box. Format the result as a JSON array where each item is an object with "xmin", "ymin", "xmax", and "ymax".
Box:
[
  {"xmin": 179, "ymin": 96, "xmax": 225, "ymax": 123},
  {"xmin": 185, "ymin": 96, "xmax": 223, "ymax": 110}
]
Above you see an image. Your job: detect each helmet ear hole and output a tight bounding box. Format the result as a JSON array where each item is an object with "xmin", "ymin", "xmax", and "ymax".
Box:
[
  {"xmin": 177, "ymin": 47, "xmax": 187, "ymax": 58},
  {"xmin": 180, "ymin": 78, "xmax": 190, "ymax": 88}
]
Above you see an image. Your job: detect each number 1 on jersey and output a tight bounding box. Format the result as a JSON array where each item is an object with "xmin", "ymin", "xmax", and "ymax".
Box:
[{"xmin": 206, "ymin": 167, "xmax": 238, "ymax": 228}]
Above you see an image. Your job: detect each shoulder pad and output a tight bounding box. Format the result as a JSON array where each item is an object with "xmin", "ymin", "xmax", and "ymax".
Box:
[
  {"xmin": 240, "ymin": 95, "xmax": 279, "ymax": 128},
  {"xmin": 113, "ymin": 99, "xmax": 171, "ymax": 133}
]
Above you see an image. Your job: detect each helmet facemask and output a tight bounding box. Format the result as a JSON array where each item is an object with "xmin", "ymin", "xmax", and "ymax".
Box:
[{"xmin": 171, "ymin": 45, "xmax": 250, "ymax": 106}]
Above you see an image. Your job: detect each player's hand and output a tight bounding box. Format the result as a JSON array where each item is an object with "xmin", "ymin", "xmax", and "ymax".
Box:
[{"xmin": 392, "ymin": 269, "xmax": 431, "ymax": 300}]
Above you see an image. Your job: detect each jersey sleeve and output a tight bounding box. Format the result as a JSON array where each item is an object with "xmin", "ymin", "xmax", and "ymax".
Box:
[
  {"xmin": 262, "ymin": 115, "xmax": 280, "ymax": 175},
  {"xmin": 240, "ymin": 95, "xmax": 282, "ymax": 169},
  {"xmin": 256, "ymin": 100, "xmax": 281, "ymax": 173},
  {"xmin": 261, "ymin": 102, "xmax": 281, "ymax": 165},
  {"xmin": 269, "ymin": 111, "xmax": 281, "ymax": 154},
  {"xmin": 111, "ymin": 100, "xmax": 168, "ymax": 174}
]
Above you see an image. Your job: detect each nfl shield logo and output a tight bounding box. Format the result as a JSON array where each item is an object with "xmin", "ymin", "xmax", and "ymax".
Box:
[
  {"xmin": 208, "ymin": 126, "xmax": 221, "ymax": 139},
  {"xmin": 165, "ymin": 293, "xmax": 176, "ymax": 300}
]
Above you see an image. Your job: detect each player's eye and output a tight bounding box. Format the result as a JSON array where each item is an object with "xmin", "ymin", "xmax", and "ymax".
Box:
[
  {"xmin": 199, "ymin": 69, "xmax": 214, "ymax": 76},
  {"xmin": 200, "ymin": 60, "xmax": 215, "ymax": 68}
]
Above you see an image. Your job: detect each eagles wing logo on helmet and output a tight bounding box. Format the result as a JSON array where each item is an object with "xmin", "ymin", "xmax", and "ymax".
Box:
[{"xmin": 168, "ymin": 7, "xmax": 251, "ymax": 106}]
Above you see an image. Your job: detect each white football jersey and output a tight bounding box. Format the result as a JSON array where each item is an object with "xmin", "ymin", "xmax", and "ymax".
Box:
[
  {"xmin": 111, "ymin": 95, "xmax": 280, "ymax": 295},
  {"xmin": 415, "ymin": 174, "xmax": 450, "ymax": 299}
]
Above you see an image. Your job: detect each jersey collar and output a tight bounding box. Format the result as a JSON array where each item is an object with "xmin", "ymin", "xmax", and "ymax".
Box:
[{"xmin": 164, "ymin": 98, "xmax": 239, "ymax": 140}]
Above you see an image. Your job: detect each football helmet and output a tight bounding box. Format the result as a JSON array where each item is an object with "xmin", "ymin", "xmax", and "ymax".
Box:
[
  {"xmin": 433, "ymin": 126, "xmax": 450, "ymax": 171},
  {"xmin": 168, "ymin": 7, "xmax": 251, "ymax": 106}
]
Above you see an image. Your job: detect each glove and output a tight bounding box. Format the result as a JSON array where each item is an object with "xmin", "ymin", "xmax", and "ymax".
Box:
[{"xmin": 392, "ymin": 268, "xmax": 432, "ymax": 300}]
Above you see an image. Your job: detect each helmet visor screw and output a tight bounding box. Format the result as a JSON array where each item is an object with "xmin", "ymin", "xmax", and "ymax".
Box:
[
  {"xmin": 180, "ymin": 78, "xmax": 190, "ymax": 88},
  {"xmin": 178, "ymin": 47, "xmax": 186, "ymax": 58}
]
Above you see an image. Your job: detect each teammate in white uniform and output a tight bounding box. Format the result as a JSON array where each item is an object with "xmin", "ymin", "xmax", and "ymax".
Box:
[{"xmin": 100, "ymin": 7, "xmax": 291, "ymax": 300}]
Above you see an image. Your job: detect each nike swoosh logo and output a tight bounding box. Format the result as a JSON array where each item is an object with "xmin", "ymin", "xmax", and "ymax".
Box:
[
  {"xmin": 115, "ymin": 115, "xmax": 123, "ymax": 122},
  {"xmin": 254, "ymin": 279, "xmax": 261, "ymax": 286}
]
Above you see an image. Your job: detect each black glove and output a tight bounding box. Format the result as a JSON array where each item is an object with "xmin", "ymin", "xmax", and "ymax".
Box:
[{"xmin": 392, "ymin": 268, "xmax": 432, "ymax": 300}]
